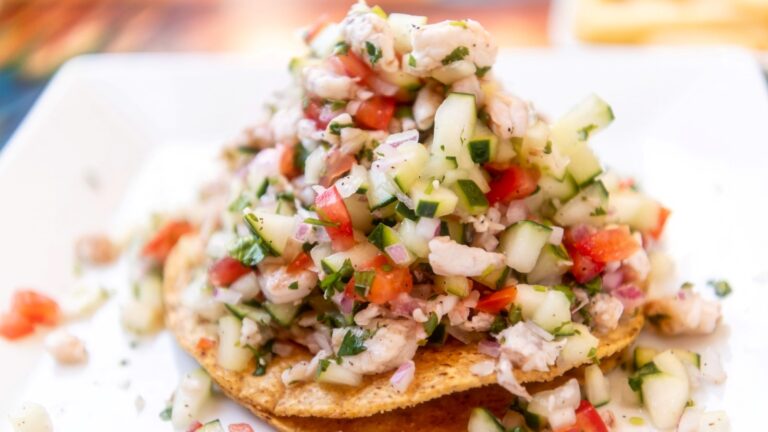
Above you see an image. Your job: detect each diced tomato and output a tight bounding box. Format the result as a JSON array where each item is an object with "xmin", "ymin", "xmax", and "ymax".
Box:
[
  {"xmin": 303, "ymin": 99, "xmax": 337, "ymax": 130},
  {"xmin": 228, "ymin": 424, "xmax": 255, "ymax": 432},
  {"xmin": 287, "ymin": 252, "xmax": 313, "ymax": 274},
  {"xmin": 186, "ymin": 421, "xmax": 203, "ymax": 432},
  {"xmin": 319, "ymin": 149, "xmax": 356, "ymax": 188},
  {"xmin": 278, "ymin": 144, "xmax": 300, "ymax": 179},
  {"xmin": 648, "ymin": 206, "xmax": 671, "ymax": 240},
  {"xmin": 618, "ymin": 177, "xmax": 635, "ymax": 190},
  {"xmin": 554, "ymin": 400, "xmax": 609, "ymax": 432},
  {"xmin": 209, "ymin": 257, "xmax": 252, "ymax": 287},
  {"xmin": 359, "ymin": 255, "xmax": 413, "ymax": 304},
  {"xmin": 572, "ymin": 225, "xmax": 640, "ymax": 263},
  {"xmin": 476, "ymin": 286, "xmax": 518, "ymax": 314},
  {"xmin": 196, "ymin": 337, "xmax": 216, "ymax": 351},
  {"xmin": 568, "ymin": 250, "xmax": 605, "ymax": 284},
  {"xmin": 141, "ymin": 219, "xmax": 195, "ymax": 262},
  {"xmin": 12, "ymin": 290, "xmax": 60, "ymax": 326},
  {"xmin": 0, "ymin": 311, "xmax": 35, "ymax": 340},
  {"xmin": 315, "ymin": 186, "xmax": 356, "ymax": 251},
  {"xmin": 355, "ymin": 95, "xmax": 396, "ymax": 131},
  {"xmin": 328, "ymin": 52, "xmax": 373, "ymax": 82},
  {"xmin": 485, "ymin": 165, "xmax": 540, "ymax": 205}
]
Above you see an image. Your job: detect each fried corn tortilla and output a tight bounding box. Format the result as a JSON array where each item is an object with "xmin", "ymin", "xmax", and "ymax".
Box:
[{"xmin": 163, "ymin": 235, "xmax": 644, "ymax": 422}]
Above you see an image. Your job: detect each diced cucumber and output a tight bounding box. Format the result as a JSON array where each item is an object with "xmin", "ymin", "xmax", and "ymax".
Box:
[
  {"xmin": 641, "ymin": 373, "xmax": 690, "ymax": 429},
  {"xmin": 432, "ymin": 93, "xmax": 477, "ymax": 169},
  {"xmin": 672, "ymin": 349, "xmax": 701, "ymax": 369},
  {"xmin": 493, "ymin": 139, "xmax": 516, "ymax": 165},
  {"xmin": 263, "ymin": 302, "xmax": 301, "ymax": 327},
  {"xmin": 410, "ymin": 180, "xmax": 458, "ymax": 218},
  {"xmin": 653, "ymin": 350, "xmax": 689, "ymax": 382},
  {"xmin": 498, "ymin": 221, "xmax": 552, "ymax": 273},
  {"xmin": 558, "ymin": 323, "xmax": 599, "ymax": 367},
  {"xmin": 368, "ymin": 223, "xmax": 415, "ymax": 265},
  {"xmin": 422, "ymin": 152, "xmax": 456, "ymax": 181},
  {"xmin": 522, "ymin": 407, "xmax": 547, "ymax": 431},
  {"xmin": 367, "ymin": 168, "xmax": 397, "ymax": 210},
  {"xmin": 633, "ymin": 346, "xmax": 659, "ymax": 369},
  {"xmin": 244, "ymin": 210, "xmax": 297, "ymax": 255},
  {"xmin": 468, "ymin": 123, "xmax": 498, "ymax": 164},
  {"xmin": 247, "ymin": 172, "xmax": 269, "ymax": 198},
  {"xmin": 397, "ymin": 219, "xmax": 430, "ymax": 258},
  {"xmin": 197, "ymin": 420, "xmax": 225, "ymax": 432},
  {"xmin": 390, "ymin": 141, "xmax": 430, "ymax": 193},
  {"xmin": 553, "ymin": 181, "xmax": 609, "ymax": 226},
  {"xmin": 442, "ymin": 166, "xmax": 491, "ymax": 193},
  {"xmin": 538, "ymin": 174, "xmax": 578, "ymax": 202},
  {"xmin": 344, "ymin": 195, "xmax": 374, "ymax": 232},
  {"xmin": 440, "ymin": 219, "xmax": 467, "ymax": 244},
  {"xmin": 171, "ymin": 368, "xmax": 211, "ymax": 429},
  {"xmin": 515, "ymin": 284, "xmax": 549, "ymax": 319},
  {"xmin": 224, "ymin": 304, "xmax": 272, "ymax": 325},
  {"xmin": 321, "ymin": 242, "xmax": 380, "ymax": 272},
  {"xmin": 434, "ymin": 275, "xmax": 471, "ymax": 298},
  {"xmin": 584, "ymin": 364, "xmax": 611, "ymax": 407},
  {"xmin": 531, "ymin": 290, "xmax": 572, "ymax": 333},
  {"xmin": 217, "ymin": 315, "xmax": 253, "ymax": 371},
  {"xmin": 395, "ymin": 201, "xmax": 418, "ymax": 221},
  {"xmin": 472, "ymin": 265, "xmax": 510, "ymax": 290},
  {"xmin": 550, "ymin": 94, "xmax": 614, "ymax": 153},
  {"xmin": 309, "ymin": 23, "xmax": 342, "ymax": 58},
  {"xmin": 388, "ymin": 13, "xmax": 427, "ymax": 53},
  {"xmin": 527, "ymin": 244, "xmax": 572, "ymax": 285},
  {"xmin": 316, "ymin": 360, "xmax": 362, "ymax": 386},
  {"xmin": 452, "ymin": 179, "xmax": 490, "ymax": 215},
  {"xmin": 566, "ymin": 144, "xmax": 603, "ymax": 186},
  {"xmin": 467, "ymin": 407, "xmax": 505, "ymax": 432},
  {"xmin": 432, "ymin": 61, "xmax": 476, "ymax": 85},
  {"xmin": 610, "ymin": 190, "xmax": 664, "ymax": 232},
  {"xmin": 519, "ymin": 120, "xmax": 568, "ymax": 180}
]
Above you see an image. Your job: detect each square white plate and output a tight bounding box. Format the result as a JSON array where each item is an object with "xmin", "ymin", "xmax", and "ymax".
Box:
[{"xmin": 1, "ymin": 49, "xmax": 767, "ymax": 431}]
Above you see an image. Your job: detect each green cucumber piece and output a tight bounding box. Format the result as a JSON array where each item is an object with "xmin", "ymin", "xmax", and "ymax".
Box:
[
  {"xmin": 527, "ymin": 244, "xmax": 572, "ymax": 285},
  {"xmin": 584, "ymin": 364, "xmax": 611, "ymax": 408},
  {"xmin": 538, "ymin": 174, "xmax": 578, "ymax": 202},
  {"xmin": 672, "ymin": 348, "xmax": 701, "ymax": 369},
  {"xmin": 217, "ymin": 316, "xmax": 253, "ymax": 372},
  {"xmin": 197, "ymin": 420, "xmax": 224, "ymax": 432},
  {"xmin": 515, "ymin": 284, "xmax": 549, "ymax": 319},
  {"xmin": 558, "ymin": 323, "xmax": 599, "ymax": 367},
  {"xmin": 344, "ymin": 195, "xmax": 374, "ymax": 232},
  {"xmin": 567, "ymin": 144, "xmax": 603, "ymax": 186},
  {"xmin": 467, "ymin": 407, "xmax": 505, "ymax": 432},
  {"xmin": 244, "ymin": 211, "xmax": 296, "ymax": 255},
  {"xmin": 390, "ymin": 141, "xmax": 430, "ymax": 193},
  {"xmin": 367, "ymin": 223, "xmax": 401, "ymax": 250},
  {"xmin": 634, "ymin": 346, "xmax": 659, "ymax": 369},
  {"xmin": 641, "ymin": 373, "xmax": 689, "ymax": 429},
  {"xmin": 440, "ymin": 220, "xmax": 466, "ymax": 244},
  {"xmin": 396, "ymin": 219, "xmax": 430, "ymax": 258},
  {"xmin": 550, "ymin": 94, "xmax": 614, "ymax": 153},
  {"xmin": 432, "ymin": 93, "xmax": 477, "ymax": 169},
  {"xmin": 498, "ymin": 220, "xmax": 552, "ymax": 273},
  {"xmin": 468, "ymin": 123, "xmax": 498, "ymax": 164},
  {"xmin": 434, "ymin": 275, "xmax": 471, "ymax": 298},
  {"xmin": 452, "ymin": 179, "xmax": 489, "ymax": 215},
  {"xmin": 471, "ymin": 265, "xmax": 510, "ymax": 290},
  {"xmin": 263, "ymin": 302, "xmax": 300, "ymax": 327},
  {"xmin": 316, "ymin": 360, "xmax": 362, "ymax": 386},
  {"xmin": 531, "ymin": 290, "xmax": 572, "ymax": 333},
  {"xmin": 553, "ymin": 180, "xmax": 609, "ymax": 226},
  {"xmin": 224, "ymin": 304, "xmax": 272, "ymax": 325},
  {"xmin": 367, "ymin": 168, "xmax": 397, "ymax": 210},
  {"xmin": 410, "ymin": 180, "xmax": 458, "ymax": 218},
  {"xmin": 320, "ymin": 243, "xmax": 380, "ymax": 273}
]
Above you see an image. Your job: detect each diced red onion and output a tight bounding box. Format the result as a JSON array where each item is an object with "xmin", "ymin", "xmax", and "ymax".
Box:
[
  {"xmin": 347, "ymin": 100, "xmax": 361, "ymax": 115},
  {"xmin": 548, "ymin": 226, "xmax": 564, "ymax": 245},
  {"xmin": 610, "ymin": 284, "xmax": 645, "ymax": 311},
  {"xmin": 602, "ymin": 270, "xmax": 624, "ymax": 291},
  {"xmin": 335, "ymin": 292, "xmax": 355, "ymax": 315},
  {"xmin": 416, "ymin": 217, "xmax": 441, "ymax": 239},
  {"xmin": 389, "ymin": 360, "xmax": 415, "ymax": 393},
  {"xmin": 213, "ymin": 287, "xmax": 242, "ymax": 305},
  {"xmin": 390, "ymin": 293, "xmax": 426, "ymax": 318},
  {"xmin": 385, "ymin": 129, "xmax": 419, "ymax": 147},
  {"xmin": 477, "ymin": 340, "xmax": 501, "ymax": 358},
  {"xmin": 369, "ymin": 76, "xmax": 399, "ymax": 96},
  {"xmin": 385, "ymin": 244, "xmax": 411, "ymax": 265},
  {"xmin": 505, "ymin": 200, "xmax": 528, "ymax": 225},
  {"xmin": 293, "ymin": 223, "xmax": 313, "ymax": 242}
]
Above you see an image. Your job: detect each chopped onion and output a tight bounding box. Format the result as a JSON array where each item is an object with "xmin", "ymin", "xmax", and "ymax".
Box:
[
  {"xmin": 229, "ymin": 272, "xmax": 260, "ymax": 301},
  {"xmin": 700, "ymin": 348, "xmax": 726, "ymax": 384},
  {"xmin": 505, "ymin": 200, "xmax": 528, "ymax": 225},
  {"xmin": 477, "ymin": 340, "xmax": 501, "ymax": 358},
  {"xmin": 602, "ymin": 270, "xmax": 624, "ymax": 291},
  {"xmin": 470, "ymin": 360, "xmax": 496, "ymax": 376},
  {"xmin": 390, "ymin": 360, "xmax": 415, "ymax": 393},
  {"xmin": 347, "ymin": 100, "xmax": 361, "ymax": 115},
  {"xmin": 548, "ymin": 226, "xmax": 564, "ymax": 245},
  {"xmin": 678, "ymin": 408, "xmax": 703, "ymax": 432},
  {"xmin": 369, "ymin": 76, "xmax": 399, "ymax": 96},
  {"xmin": 385, "ymin": 129, "xmax": 420, "ymax": 147},
  {"xmin": 335, "ymin": 164, "xmax": 367, "ymax": 198},
  {"xmin": 310, "ymin": 244, "xmax": 333, "ymax": 271},
  {"xmin": 293, "ymin": 223, "xmax": 314, "ymax": 242},
  {"xmin": 415, "ymin": 217, "xmax": 441, "ymax": 239},
  {"xmin": 610, "ymin": 284, "xmax": 645, "ymax": 311},
  {"xmin": 213, "ymin": 287, "xmax": 243, "ymax": 305},
  {"xmin": 385, "ymin": 243, "xmax": 411, "ymax": 265},
  {"xmin": 333, "ymin": 291, "xmax": 355, "ymax": 315}
]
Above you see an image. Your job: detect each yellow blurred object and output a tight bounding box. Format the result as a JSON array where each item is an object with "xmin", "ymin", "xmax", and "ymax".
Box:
[{"xmin": 574, "ymin": 0, "xmax": 768, "ymax": 49}]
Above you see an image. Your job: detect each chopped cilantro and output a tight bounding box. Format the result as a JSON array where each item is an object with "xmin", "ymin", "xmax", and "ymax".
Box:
[
  {"xmin": 584, "ymin": 277, "xmax": 603, "ymax": 296},
  {"xmin": 423, "ymin": 312, "xmax": 439, "ymax": 336},
  {"xmin": 288, "ymin": 281, "xmax": 299, "ymax": 290},
  {"xmin": 590, "ymin": 206, "xmax": 607, "ymax": 216},
  {"xmin": 408, "ymin": 54, "xmax": 416, "ymax": 68},
  {"xmin": 320, "ymin": 259, "xmax": 354, "ymax": 299},
  {"xmin": 337, "ymin": 329, "xmax": 369, "ymax": 357},
  {"xmin": 251, "ymin": 340, "xmax": 274, "ymax": 376},
  {"xmin": 507, "ymin": 305, "xmax": 523, "ymax": 325},
  {"xmin": 304, "ymin": 217, "xmax": 340, "ymax": 227},
  {"xmin": 329, "ymin": 99, "xmax": 348, "ymax": 111},
  {"xmin": 365, "ymin": 41, "xmax": 382, "ymax": 65},
  {"xmin": 228, "ymin": 193, "xmax": 251, "ymax": 212},
  {"xmin": 441, "ymin": 46, "xmax": 469, "ymax": 65},
  {"xmin": 475, "ymin": 65, "xmax": 491, "ymax": 78},
  {"xmin": 489, "ymin": 315, "xmax": 507, "ymax": 334},
  {"xmin": 333, "ymin": 41, "xmax": 350, "ymax": 55},
  {"xmin": 577, "ymin": 124, "xmax": 598, "ymax": 141},
  {"xmin": 229, "ymin": 236, "xmax": 269, "ymax": 266},
  {"xmin": 159, "ymin": 406, "xmax": 172, "ymax": 421},
  {"xmin": 449, "ymin": 20, "xmax": 468, "ymax": 29},
  {"xmin": 318, "ymin": 358, "xmax": 331, "ymax": 374},
  {"xmin": 587, "ymin": 346, "xmax": 599, "ymax": 364},
  {"xmin": 329, "ymin": 122, "xmax": 354, "ymax": 135},
  {"xmin": 708, "ymin": 279, "xmax": 732, "ymax": 298},
  {"xmin": 353, "ymin": 270, "xmax": 376, "ymax": 298},
  {"xmin": 317, "ymin": 312, "xmax": 348, "ymax": 328},
  {"xmin": 543, "ymin": 140, "xmax": 552, "ymax": 155},
  {"xmin": 628, "ymin": 362, "xmax": 660, "ymax": 393},
  {"xmin": 553, "ymin": 285, "xmax": 575, "ymax": 304},
  {"xmin": 680, "ymin": 281, "xmax": 694, "ymax": 290}
]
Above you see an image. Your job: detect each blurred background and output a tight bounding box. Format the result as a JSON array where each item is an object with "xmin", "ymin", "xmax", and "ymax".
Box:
[{"xmin": 0, "ymin": 0, "xmax": 766, "ymax": 148}]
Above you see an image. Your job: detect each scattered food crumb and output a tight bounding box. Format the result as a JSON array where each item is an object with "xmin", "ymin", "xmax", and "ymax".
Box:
[
  {"xmin": 134, "ymin": 395, "xmax": 145, "ymax": 414},
  {"xmin": 75, "ymin": 233, "xmax": 118, "ymax": 266},
  {"xmin": 8, "ymin": 401, "xmax": 53, "ymax": 432},
  {"xmin": 45, "ymin": 329, "xmax": 88, "ymax": 365}
]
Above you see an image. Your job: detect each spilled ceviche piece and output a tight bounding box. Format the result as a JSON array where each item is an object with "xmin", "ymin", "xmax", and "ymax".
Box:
[{"xmin": 120, "ymin": 2, "xmax": 729, "ymax": 431}]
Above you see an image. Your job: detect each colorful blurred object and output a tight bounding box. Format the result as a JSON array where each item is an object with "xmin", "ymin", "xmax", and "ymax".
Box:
[{"xmin": 0, "ymin": 0, "xmax": 551, "ymax": 148}]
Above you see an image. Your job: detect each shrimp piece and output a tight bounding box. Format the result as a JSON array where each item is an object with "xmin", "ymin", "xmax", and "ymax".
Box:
[
  {"xmin": 257, "ymin": 263, "xmax": 317, "ymax": 304},
  {"xmin": 332, "ymin": 319, "xmax": 425, "ymax": 375},
  {"xmin": 412, "ymin": 85, "xmax": 443, "ymax": 130},
  {"xmin": 644, "ymin": 291, "xmax": 721, "ymax": 335},
  {"xmin": 486, "ymin": 91, "xmax": 530, "ymax": 138},
  {"xmin": 341, "ymin": 6, "xmax": 399, "ymax": 73}
]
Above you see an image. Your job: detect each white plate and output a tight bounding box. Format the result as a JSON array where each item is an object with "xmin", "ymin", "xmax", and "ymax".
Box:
[{"xmin": 1, "ymin": 49, "xmax": 767, "ymax": 431}]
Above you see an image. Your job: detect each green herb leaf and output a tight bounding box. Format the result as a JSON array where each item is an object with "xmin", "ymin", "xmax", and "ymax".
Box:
[
  {"xmin": 577, "ymin": 124, "xmax": 598, "ymax": 141},
  {"xmin": 353, "ymin": 270, "xmax": 375, "ymax": 298},
  {"xmin": 588, "ymin": 346, "xmax": 599, "ymax": 364},
  {"xmin": 449, "ymin": 20, "xmax": 468, "ymax": 29},
  {"xmin": 304, "ymin": 217, "xmax": 340, "ymax": 227},
  {"xmin": 423, "ymin": 312, "xmax": 439, "ymax": 336},
  {"xmin": 553, "ymin": 285, "xmax": 576, "ymax": 304},
  {"xmin": 329, "ymin": 122, "xmax": 354, "ymax": 135},
  {"xmin": 584, "ymin": 277, "xmax": 603, "ymax": 296},
  {"xmin": 543, "ymin": 140, "xmax": 552, "ymax": 155},
  {"xmin": 590, "ymin": 206, "xmax": 607, "ymax": 216},
  {"xmin": 229, "ymin": 236, "xmax": 269, "ymax": 266},
  {"xmin": 251, "ymin": 340, "xmax": 275, "ymax": 376},
  {"xmin": 337, "ymin": 328, "xmax": 368, "ymax": 357},
  {"xmin": 318, "ymin": 358, "xmax": 331, "ymax": 374},
  {"xmin": 441, "ymin": 46, "xmax": 469, "ymax": 65},
  {"xmin": 159, "ymin": 406, "xmax": 172, "ymax": 421},
  {"xmin": 365, "ymin": 41, "xmax": 382, "ymax": 65},
  {"xmin": 288, "ymin": 281, "xmax": 299, "ymax": 290},
  {"xmin": 489, "ymin": 315, "xmax": 507, "ymax": 334},
  {"xmin": 628, "ymin": 362, "xmax": 660, "ymax": 393},
  {"xmin": 475, "ymin": 65, "xmax": 491, "ymax": 78},
  {"xmin": 320, "ymin": 259, "xmax": 354, "ymax": 299},
  {"xmin": 333, "ymin": 41, "xmax": 350, "ymax": 55},
  {"xmin": 408, "ymin": 54, "xmax": 416, "ymax": 68},
  {"xmin": 228, "ymin": 193, "xmax": 252, "ymax": 212},
  {"xmin": 707, "ymin": 279, "xmax": 732, "ymax": 298}
]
